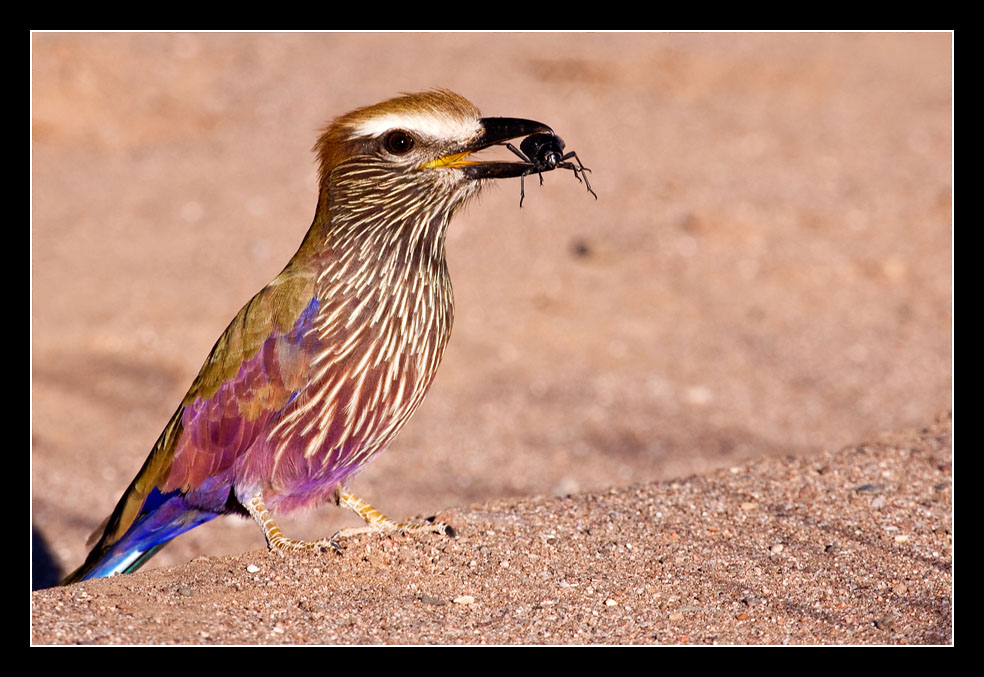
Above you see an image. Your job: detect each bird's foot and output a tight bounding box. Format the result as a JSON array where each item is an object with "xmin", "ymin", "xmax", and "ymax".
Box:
[
  {"xmin": 334, "ymin": 490, "xmax": 456, "ymax": 540},
  {"xmin": 270, "ymin": 535, "xmax": 342, "ymax": 555},
  {"xmin": 246, "ymin": 489, "xmax": 454, "ymax": 558},
  {"xmin": 246, "ymin": 491, "xmax": 342, "ymax": 555}
]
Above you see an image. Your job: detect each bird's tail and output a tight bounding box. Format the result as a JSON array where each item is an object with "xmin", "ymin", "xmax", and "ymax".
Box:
[{"xmin": 60, "ymin": 491, "xmax": 219, "ymax": 585}]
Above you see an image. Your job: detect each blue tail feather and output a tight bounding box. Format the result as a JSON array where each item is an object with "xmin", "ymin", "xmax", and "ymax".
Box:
[{"xmin": 64, "ymin": 490, "xmax": 220, "ymax": 583}]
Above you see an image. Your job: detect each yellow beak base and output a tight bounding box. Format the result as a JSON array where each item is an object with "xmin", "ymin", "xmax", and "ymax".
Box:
[{"xmin": 420, "ymin": 152, "xmax": 479, "ymax": 170}]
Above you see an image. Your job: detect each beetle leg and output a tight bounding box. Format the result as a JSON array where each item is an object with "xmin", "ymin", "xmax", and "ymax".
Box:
[
  {"xmin": 559, "ymin": 151, "xmax": 597, "ymax": 200},
  {"xmin": 505, "ymin": 142, "xmax": 530, "ymax": 162}
]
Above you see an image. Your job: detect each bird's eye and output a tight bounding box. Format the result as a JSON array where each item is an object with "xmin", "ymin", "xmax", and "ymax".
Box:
[{"xmin": 384, "ymin": 130, "xmax": 415, "ymax": 155}]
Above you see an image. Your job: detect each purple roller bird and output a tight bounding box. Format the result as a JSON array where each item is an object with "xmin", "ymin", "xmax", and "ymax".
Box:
[{"xmin": 60, "ymin": 90, "xmax": 583, "ymax": 584}]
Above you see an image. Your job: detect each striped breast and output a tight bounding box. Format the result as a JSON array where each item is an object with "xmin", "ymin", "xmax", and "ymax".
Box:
[{"xmin": 234, "ymin": 157, "xmax": 466, "ymax": 513}]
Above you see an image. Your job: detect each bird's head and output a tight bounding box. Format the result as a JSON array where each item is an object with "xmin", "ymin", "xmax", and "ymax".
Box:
[{"xmin": 312, "ymin": 90, "xmax": 553, "ymax": 225}]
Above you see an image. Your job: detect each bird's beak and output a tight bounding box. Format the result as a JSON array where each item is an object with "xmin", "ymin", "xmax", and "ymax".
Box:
[{"xmin": 421, "ymin": 117, "xmax": 554, "ymax": 179}]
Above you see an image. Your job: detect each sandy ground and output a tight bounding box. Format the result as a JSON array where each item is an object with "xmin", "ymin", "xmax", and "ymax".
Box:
[
  {"xmin": 31, "ymin": 33, "xmax": 952, "ymax": 644},
  {"xmin": 32, "ymin": 413, "xmax": 951, "ymax": 645}
]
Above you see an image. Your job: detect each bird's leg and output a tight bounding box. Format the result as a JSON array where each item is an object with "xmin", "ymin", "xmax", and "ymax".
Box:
[
  {"xmin": 246, "ymin": 490, "xmax": 341, "ymax": 554},
  {"xmin": 332, "ymin": 490, "xmax": 456, "ymax": 540}
]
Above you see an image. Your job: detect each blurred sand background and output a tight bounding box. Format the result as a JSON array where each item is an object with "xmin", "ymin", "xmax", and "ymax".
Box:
[{"xmin": 31, "ymin": 32, "xmax": 951, "ymax": 643}]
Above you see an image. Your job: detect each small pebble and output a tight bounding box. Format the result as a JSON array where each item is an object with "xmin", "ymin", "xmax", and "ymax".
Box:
[
  {"xmin": 875, "ymin": 616, "xmax": 898, "ymax": 632},
  {"xmin": 453, "ymin": 595, "xmax": 475, "ymax": 605},
  {"xmin": 246, "ymin": 564, "xmax": 260, "ymax": 573}
]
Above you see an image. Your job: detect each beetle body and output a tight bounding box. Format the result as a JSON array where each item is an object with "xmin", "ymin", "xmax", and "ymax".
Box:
[{"xmin": 505, "ymin": 132, "xmax": 597, "ymax": 207}]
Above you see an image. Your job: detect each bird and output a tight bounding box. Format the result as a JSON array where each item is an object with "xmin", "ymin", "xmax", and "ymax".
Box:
[{"xmin": 60, "ymin": 89, "xmax": 571, "ymax": 584}]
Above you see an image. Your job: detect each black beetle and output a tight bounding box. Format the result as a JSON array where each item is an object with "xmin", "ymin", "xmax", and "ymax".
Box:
[{"xmin": 505, "ymin": 132, "xmax": 597, "ymax": 207}]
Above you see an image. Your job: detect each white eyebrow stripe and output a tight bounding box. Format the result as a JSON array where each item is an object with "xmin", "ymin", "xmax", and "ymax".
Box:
[{"xmin": 349, "ymin": 111, "xmax": 482, "ymax": 142}]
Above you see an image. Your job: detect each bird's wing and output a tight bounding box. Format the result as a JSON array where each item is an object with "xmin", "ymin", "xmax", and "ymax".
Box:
[{"xmin": 92, "ymin": 269, "xmax": 319, "ymax": 551}]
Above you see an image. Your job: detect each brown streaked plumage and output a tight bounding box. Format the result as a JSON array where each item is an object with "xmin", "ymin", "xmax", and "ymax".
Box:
[{"xmin": 62, "ymin": 90, "xmax": 566, "ymax": 584}]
